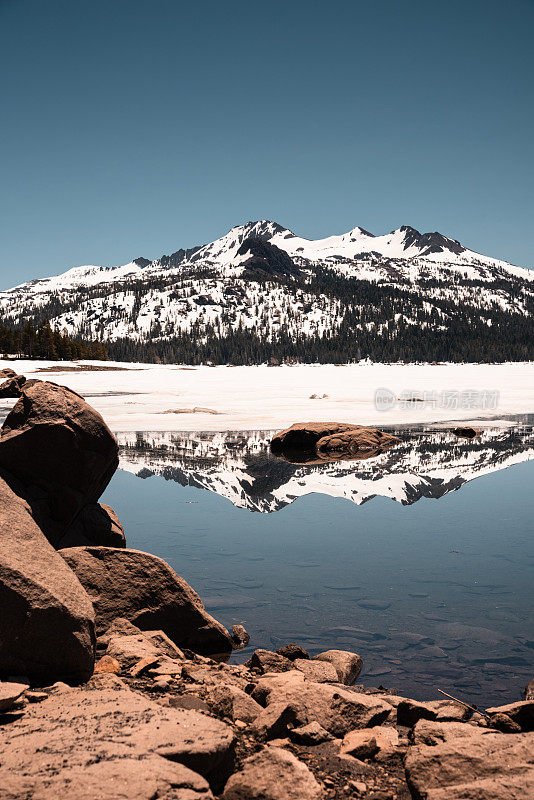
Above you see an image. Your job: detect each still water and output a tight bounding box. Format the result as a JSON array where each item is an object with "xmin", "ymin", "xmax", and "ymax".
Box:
[{"xmin": 102, "ymin": 424, "xmax": 534, "ymax": 707}]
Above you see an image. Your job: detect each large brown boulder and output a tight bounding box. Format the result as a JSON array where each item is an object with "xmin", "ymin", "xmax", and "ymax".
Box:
[
  {"xmin": 57, "ymin": 502, "xmax": 126, "ymax": 548},
  {"xmin": 270, "ymin": 422, "xmax": 399, "ymax": 463},
  {"xmin": 405, "ymin": 719, "xmax": 534, "ymax": 799},
  {"xmin": 61, "ymin": 546, "xmax": 233, "ymax": 657},
  {"xmin": 0, "ymin": 682, "xmax": 235, "ymax": 796},
  {"xmin": 0, "ymin": 380, "xmax": 118, "ymax": 544},
  {"xmin": 0, "ymin": 474, "xmax": 95, "ymax": 683}
]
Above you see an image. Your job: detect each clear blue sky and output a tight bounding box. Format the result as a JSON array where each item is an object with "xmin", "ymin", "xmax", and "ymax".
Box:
[{"xmin": 1, "ymin": 0, "xmax": 533, "ymax": 287}]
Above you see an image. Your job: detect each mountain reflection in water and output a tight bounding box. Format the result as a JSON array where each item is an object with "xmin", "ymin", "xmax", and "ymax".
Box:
[{"xmin": 116, "ymin": 423, "xmax": 534, "ymax": 513}]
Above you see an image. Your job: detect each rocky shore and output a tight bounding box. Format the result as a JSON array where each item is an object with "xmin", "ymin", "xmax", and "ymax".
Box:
[{"xmin": 0, "ymin": 372, "xmax": 532, "ymax": 799}]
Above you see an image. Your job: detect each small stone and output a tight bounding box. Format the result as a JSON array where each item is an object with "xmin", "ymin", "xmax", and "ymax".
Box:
[
  {"xmin": 349, "ymin": 780, "xmax": 367, "ymax": 794},
  {"xmin": 25, "ymin": 691, "xmax": 48, "ymax": 703},
  {"xmin": 231, "ymin": 624, "xmax": 250, "ymax": 650},
  {"xmin": 290, "ymin": 721, "xmax": 333, "ymax": 745},
  {"xmin": 312, "ymin": 650, "xmax": 362, "ymax": 685},
  {"xmin": 88, "ymin": 673, "xmax": 126, "ymax": 689},
  {"xmin": 94, "ymin": 655, "xmax": 121, "ymax": 675},
  {"xmin": 431, "ymin": 701, "xmax": 472, "ymax": 722},
  {"xmin": 525, "ymin": 679, "xmax": 534, "ymax": 701},
  {"xmin": 148, "ymin": 659, "xmax": 183, "ymax": 677},
  {"xmin": 249, "ymin": 701, "xmax": 302, "ymax": 741},
  {"xmin": 489, "ymin": 712, "xmax": 522, "ymax": 733},
  {"xmin": 130, "ymin": 656, "xmax": 161, "ymax": 677},
  {"xmin": 0, "ymin": 681, "xmax": 29, "ymax": 712},
  {"xmin": 246, "ymin": 649, "xmax": 294, "ymax": 674},
  {"xmin": 486, "ymin": 700, "xmax": 534, "ymax": 732},
  {"xmin": 277, "ymin": 644, "xmax": 310, "ymax": 661},
  {"xmin": 210, "ymin": 685, "xmax": 263, "ymax": 724},
  {"xmin": 340, "ymin": 730, "xmax": 378, "ymax": 759},
  {"xmin": 152, "ymin": 676, "xmax": 172, "ymax": 691}
]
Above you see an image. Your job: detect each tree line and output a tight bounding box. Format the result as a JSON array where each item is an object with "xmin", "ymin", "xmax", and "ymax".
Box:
[{"xmin": 0, "ymin": 320, "xmax": 108, "ymax": 360}]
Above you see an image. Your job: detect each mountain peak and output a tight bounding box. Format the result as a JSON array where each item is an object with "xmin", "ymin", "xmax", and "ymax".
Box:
[{"xmin": 236, "ymin": 220, "xmax": 289, "ymax": 240}]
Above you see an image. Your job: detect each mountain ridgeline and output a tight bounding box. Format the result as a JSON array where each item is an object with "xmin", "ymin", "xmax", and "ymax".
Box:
[{"xmin": 1, "ymin": 221, "xmax": 533, "ymax": 363}]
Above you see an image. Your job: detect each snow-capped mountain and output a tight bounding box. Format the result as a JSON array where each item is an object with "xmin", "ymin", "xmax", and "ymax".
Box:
[
  {"xmin": 1, "ymin": 221, "xmax": 533, "ymax": 363},
  {"xmin": 116, "ymin": 425, "xmax": 534, "ymax": 513}
]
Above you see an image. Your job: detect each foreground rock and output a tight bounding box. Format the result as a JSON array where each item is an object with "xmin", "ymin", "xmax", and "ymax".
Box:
[
  {"xmin": 0, "ymin": 475, "xmax": 95, "ymax": 683},
  {"xmin": 0, "ymin": 681, "xmax": 235, "ymax": 796},
  {"xmin": 270, "ymin": 421, "xmax": 399, "ymax": 463},
  {"xmin": 7, "ymin": 758, "xmax": 216, "ymax": 800},
  {"xmin": 251, "ymin": 670, "xmax": 392, "ymax": 736},
  {"xmin": 61, "ymin": 546, "xmax": 233, "ymax": 656},
  {"xmin": 57, "ymin": 502, "xmax": 126, "ymax": 548},
  {"xmin": 405, "ymin": 719, "xmax": 534, "ymax": 799},
  {"xmin": 0, "ymin": 380, "xmax": 118, "ymax": 544},
  {"xmin": 223, "ymin": 746, "xmax": 323, "ymax": 800}
]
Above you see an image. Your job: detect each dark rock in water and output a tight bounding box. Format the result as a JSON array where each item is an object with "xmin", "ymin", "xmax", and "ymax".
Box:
[
  {"xmin": 0, "ymin": 374, "xmax": 26, "ymax": 397},
  {"xmin": 0, "ymin": 368, "xmax": 17, "ymax": 379},
  {"xmin": 525, "ymin": 679, "xmax": 534, "ymax": 700},
  {"xmin": 452, "ymin": 426, "xmax": 482, "ymax": 438},
  {"xmin": 270, "ymin": 422, "xmax": 399, "ymax": 463},
  {"xmin": 277, "ymin": 643, "xmax": 310, "ymax": 661},
  {"xmin": 0, "ymin": 380, "xmax": 118, "ymax": 543},
  {"xmin": 316, "ymin": 428, "xmax": 400, "ymax": 461},
  {"xmin": 271, "ymin": 422, "xmax": 359, "ymax": 457},
  {"xmin": 0, "ymin": 475, "xmax": 95, "ymax": 684},
  {"xmin": 231, "ymin": 624, "xmax": 250, "ymax": 650},
  {"xmin": 60, "ymin": 546, "xmax": 233, "ymax": 657},
  {"xmin": 57, "ymin": 502, "xmax": 125, "ymax": 548}
]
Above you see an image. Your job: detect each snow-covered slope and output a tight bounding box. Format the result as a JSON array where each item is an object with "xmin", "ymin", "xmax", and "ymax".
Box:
[
  {"xmin": 116, "ymin": 426, "xmax": 534, "ymax": 513},
  {"xmin": 1, "ymin": 220, "xmax": 532, "ymax": 358}
]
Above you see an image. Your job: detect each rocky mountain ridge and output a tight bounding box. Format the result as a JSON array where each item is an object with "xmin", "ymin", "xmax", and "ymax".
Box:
[{"xmin": 1, "ymin": 220, "xmax": 533, "ymax": 363}]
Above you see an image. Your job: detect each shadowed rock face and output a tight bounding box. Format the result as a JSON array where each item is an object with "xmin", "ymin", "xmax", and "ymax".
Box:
[
  {"xmin": 57, "ymin": 503, "xmax": 126, "ymax": 549},
  {"xmin": 0, "ymin": 475, "xmax": 95, "ymax": 684},
  {"xmin": 0, "ymin": 380, "xmax": 119, "ymax": 543},
  {"xmin": 270, "ymin": 422, "xmax": 400, "ymax": 464},
  {"xmin": 61, "ymin": 546, "xmax": 234, "ymax": 657}
]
